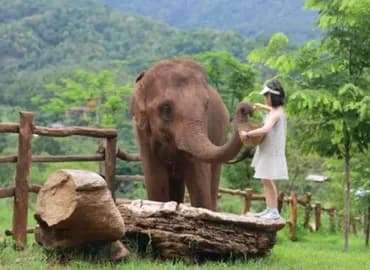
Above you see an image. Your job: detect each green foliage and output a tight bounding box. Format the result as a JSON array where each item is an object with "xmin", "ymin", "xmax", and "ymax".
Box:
[
  {"xmin": 288, "ymin": 84, "xmax": 370, "ymax": 156},
  {"xmin": 305, "ymin": 0, "xmax": 370, "ymax": 78},
  {"xmin": 101, "ymin": 0, "xmax": 319, "ymax": 44},
  {"xmin": 248, "ymin": 33, "xmax": 293, "ymax": 73},
  {"xmin": 195, "ymin": 51, "xmax": 256, "ymax": 111},
  {"xmin": 0, "ymin": 0, "xmax": 253, "ymax": 112},
  {"xmin": 246, "ymin": 0, "xmax": 370, "ymax": 249},
  {"xmin": 33, "ymin": 69, "xmax": 132, "ymax": 128},
  {"xmin": 221, "ymin": 160, "xmax": 260, "ymax": 191}
]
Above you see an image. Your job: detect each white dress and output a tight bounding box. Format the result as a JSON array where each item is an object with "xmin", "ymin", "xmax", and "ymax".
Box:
[{"xmin": 251, "ymin": 111, "xmax": 288, "ymax": 180}]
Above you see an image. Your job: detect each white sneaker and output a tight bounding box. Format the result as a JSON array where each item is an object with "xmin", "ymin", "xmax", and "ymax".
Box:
[
  {"xmin": 259, "ymin": 208, "xmax": 281, "ymax": 220},
  {"xmin": 245, "ymin": 208, "xmax": 269, "ymax": 217}
]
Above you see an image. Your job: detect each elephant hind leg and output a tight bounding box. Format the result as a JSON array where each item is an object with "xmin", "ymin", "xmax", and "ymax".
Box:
[{"xmin": 169, "ymin": 176, "xmax": 185, "ymax": 203}]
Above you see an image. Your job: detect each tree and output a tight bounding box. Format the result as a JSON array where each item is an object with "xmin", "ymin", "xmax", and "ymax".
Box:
[
  {"xmin": 32, "ymin": 69, "xmax": 132, "ymax": 128},
  {"xmin": 247, "ymin": 0, "xmax": 370, "ymax": 250},
  {"xmin": 195, "ymin": 50, "xmax": 256, "ymax": 112},
  {"xmin": 31, "ymin": 69, "xmax": 143, "ymax": 184},
  {"xmin": 304, "ymin": 0, "xmax": 370, "ymax": 250}
]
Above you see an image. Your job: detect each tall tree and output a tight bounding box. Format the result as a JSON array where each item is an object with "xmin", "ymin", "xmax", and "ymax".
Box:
[
  {"xmin": 304, "ymin": 0, "xmax": 370, "ymax": 251},
  {"xmin": 195, "ymin": 50, "xmax": 256, "ymax": 112},
  {"xmin": 248, "ymin": 0, "xmax": 370, "ymax": 250},
  {"xmin": 32, "ymin": 69, "xmax": 132, "ymax": 127}
]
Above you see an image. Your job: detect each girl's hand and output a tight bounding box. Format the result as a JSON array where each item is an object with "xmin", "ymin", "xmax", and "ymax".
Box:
[
  {"xmin": 253, "ymin": 103, "xmax": 264, "ymax": 110},
  {"xmin": 239, "ymin": 130, "xmax": 247, "ymax": 137}
]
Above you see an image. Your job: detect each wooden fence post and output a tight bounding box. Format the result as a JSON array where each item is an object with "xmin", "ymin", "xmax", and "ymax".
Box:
[
  {"xmin": 243, "ymin": 188, "xmax": 253, "ymax": 214},
  {"xmin": 289, "ymin": 191, "xmax": 298, "ymax": 240},
  {"xmin": 104, "ymin": 137, "xmax": 117, "ymax": 199},
  {"xmin": 277, "ymin": 192, "xmax": 284, "ymax": 213},
  {"xmin": 12, "ymin": 112, "xmax": 33, "ymax": 249},
  {"xmin": 328, "ymin": 207, "xmax": 336, "ymax": 233},
  {"xmin": 314, "ymin": 202, "xmax": 321, "ymax": 231},
  {"xmin": 303, "ymin": 192, "xmax": 312, "ymax": 228}
]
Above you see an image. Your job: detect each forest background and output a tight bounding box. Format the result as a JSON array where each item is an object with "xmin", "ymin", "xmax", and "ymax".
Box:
[{"xmin": 0, "ymin": 0, "xmax": 369, "ymax": 252}]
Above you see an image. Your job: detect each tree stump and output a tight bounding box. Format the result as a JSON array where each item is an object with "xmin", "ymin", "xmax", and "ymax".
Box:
[
  {"xmin": 34, "ymin": 169, "xmax": 125, "ymax": 250},
  {"xmin": 116, "ymin": 199, "xmax": 285, "ymax": 261}
]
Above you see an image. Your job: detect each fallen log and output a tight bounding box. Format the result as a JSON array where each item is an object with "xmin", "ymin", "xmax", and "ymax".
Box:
[
  {"xmin": 117, "ymin": 199, "xmax": 285, "ymax": 261},
  {"xmin": 34, "ymin": 169, "xmax": 126, "ymax": 254}
]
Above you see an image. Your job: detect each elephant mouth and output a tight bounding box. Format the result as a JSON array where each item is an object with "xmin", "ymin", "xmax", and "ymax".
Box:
[{"xmin": 153, "ymin": 134, "xmax": 180, "ymax": 163}]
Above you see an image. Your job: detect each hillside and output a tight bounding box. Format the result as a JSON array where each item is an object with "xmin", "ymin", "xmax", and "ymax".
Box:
[
  {"xmin": 100, "ymin": 0, "xmax": 318, "ymax": 44},
  {"xmin": 0, "ymin": 0, "xmax": 253, "ymax": 110}
]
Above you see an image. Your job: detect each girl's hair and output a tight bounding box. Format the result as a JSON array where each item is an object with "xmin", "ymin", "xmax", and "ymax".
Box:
[{"xmin": 266, "ymin": 79, "xmax": 285, "ymax": 107}]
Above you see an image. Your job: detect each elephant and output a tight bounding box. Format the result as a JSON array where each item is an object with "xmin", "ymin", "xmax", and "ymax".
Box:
[{"xmin": 130, "ymin": 58, "xmax": 253, "ymax": 211}]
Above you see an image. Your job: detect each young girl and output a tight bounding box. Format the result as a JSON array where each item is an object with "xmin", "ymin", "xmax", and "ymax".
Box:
[{"xmin": 240, "ymin": 79, "xmax": 288, "ymax": 220}]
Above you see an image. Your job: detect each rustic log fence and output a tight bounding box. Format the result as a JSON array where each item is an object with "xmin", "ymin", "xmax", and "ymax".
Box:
[
  {"xmin": 216, "ymin": 187, "xmax": 337, "ymax": 240},
  {"xmin": 0, "ymin": 112, "xmax": 341, "ymax": 249},
  {"xmin": 0, "ymin": 112, "xmax": 120, "ymax": 249}
]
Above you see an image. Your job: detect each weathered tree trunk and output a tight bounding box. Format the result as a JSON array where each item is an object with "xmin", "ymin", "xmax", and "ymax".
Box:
[
  {"xmin": 34, "ymin": 169, "xmax": 125, "ymax": 249},
  {"xmin": 116, "ymin": 199, "xmax": 285, "ymax": 261}
]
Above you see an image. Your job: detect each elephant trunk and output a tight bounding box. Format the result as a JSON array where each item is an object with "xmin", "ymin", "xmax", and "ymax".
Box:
[{"xmin": 176, "ymin": 102, "xmax": 252, "ymax": 163}]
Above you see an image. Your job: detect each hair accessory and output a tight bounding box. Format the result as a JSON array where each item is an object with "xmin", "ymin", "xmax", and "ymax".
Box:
[{"xmin": 259, "ymin": 86, "xmax": 280, "ymax": 95}]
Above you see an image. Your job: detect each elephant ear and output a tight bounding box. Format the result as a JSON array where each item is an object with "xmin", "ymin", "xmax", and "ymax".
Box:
[
  {"xmin": 135, "ymin": 71, "xmax": 145, "ymax": 83},
  {"xmin": 131, "ymin": 71, "xmax": 149, "ymax": 131}
]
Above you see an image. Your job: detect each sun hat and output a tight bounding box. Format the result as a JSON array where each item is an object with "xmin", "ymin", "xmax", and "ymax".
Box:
[{"xmin": 259, "ymin": 85, "xmax": 280, "ymax": 95}]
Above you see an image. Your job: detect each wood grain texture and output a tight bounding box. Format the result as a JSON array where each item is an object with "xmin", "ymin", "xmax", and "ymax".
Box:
[
  {"xmin": 117, "ymin": 199, "xmax": 285, "ymax": 261},
  {"xmin": 34, "ymin": 169, "xmax": 125, "ymax": 249}
]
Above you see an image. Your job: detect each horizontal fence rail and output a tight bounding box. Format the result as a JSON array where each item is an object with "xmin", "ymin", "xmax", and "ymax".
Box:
[
  {"xmin": 0, "ymin": 112, "xmax": 119, "ymax": 249},
  {"xmin": 0, "ymin": 123, "xmax": 117, "ymax": 138},
  {"xmin": 0, "ymin": 123, "xmax": 19, "ymax": 133},
  {"xmin": 33, "ymin": 126, "xmax": 117, "ymax": 138},
  {"xmin": 0, "ymin": 154, "xmax": 105, "ymax": 163}
]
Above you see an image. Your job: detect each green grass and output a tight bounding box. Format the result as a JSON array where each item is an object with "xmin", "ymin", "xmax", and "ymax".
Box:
[
  {"xmin": 1, "ymin": 199, "xmax": 369, "ymax": 269},
  {"xmin": 0, "ymin": 232, "xmax": 369, "ymax": 270}
]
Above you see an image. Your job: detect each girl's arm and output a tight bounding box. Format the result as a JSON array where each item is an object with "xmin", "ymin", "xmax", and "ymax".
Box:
[{"xmin": 254, "ymin": 103, "xmax": 272, "ymax": 111}]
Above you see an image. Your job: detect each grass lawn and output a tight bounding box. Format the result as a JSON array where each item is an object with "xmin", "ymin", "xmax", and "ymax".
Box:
[
  {"xmin": 0, "ymin": 231, "xmax": 369, "ymax": 270},
  {"xmin": 0, "ymin": 199, "xmax": 369, "ymax": 269}
]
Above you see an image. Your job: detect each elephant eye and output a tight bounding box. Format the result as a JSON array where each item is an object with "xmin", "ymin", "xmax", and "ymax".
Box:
[{"xmin": 159, "ymin": 102, "xmax": 173, "ymax": 121}]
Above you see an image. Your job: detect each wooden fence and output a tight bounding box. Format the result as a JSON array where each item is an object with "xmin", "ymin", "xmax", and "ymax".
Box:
[
  {"xmin": 217, "ymin": 187, "xmax": 336, "ymax": 240},
  {"xmin": 0, "ymin": 112, "xmax": 119, "ymax": 249},
  {"xmin": 0, "ymin": 112, "xmax": 341, "ymax": 248}
]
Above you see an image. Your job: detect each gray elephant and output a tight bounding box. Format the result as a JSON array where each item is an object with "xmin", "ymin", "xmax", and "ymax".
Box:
[{"xmin": 131, "ymin": 59, "xmax": 253, "ymax": 210}]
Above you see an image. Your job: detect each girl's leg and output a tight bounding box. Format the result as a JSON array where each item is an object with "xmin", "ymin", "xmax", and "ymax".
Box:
[
  {"xmin": 246, "ymin": 179, "xmax": 281, "ymax": 219},
  {"xmin": 262, "ymin": 179, "xmax": 278, "ymax": 209}
]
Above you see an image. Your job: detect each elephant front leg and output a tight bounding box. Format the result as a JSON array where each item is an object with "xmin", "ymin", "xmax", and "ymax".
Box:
[
  {"xmin": 142, "ymin": 156, "xmax": 170, "ymax": 202},
  {"xmin": 138, "ymin": 142, "xmax": 170, "ymax": 202},
  {"xmin": 183, "ymin": 159, "xmax": 213, "ymax": 210},
  {"xmin": 210, "ymin": 163, "xmax": 222, "ymax": 211},
  {"xmin": 135, "ymin": 129, "xmax": 171, "ymax": 202}
]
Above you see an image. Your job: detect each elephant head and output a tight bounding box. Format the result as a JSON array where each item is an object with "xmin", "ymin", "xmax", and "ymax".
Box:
[{"xmin": 131, "ymin": 59, "xmax": 252, "ymax": 163}]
